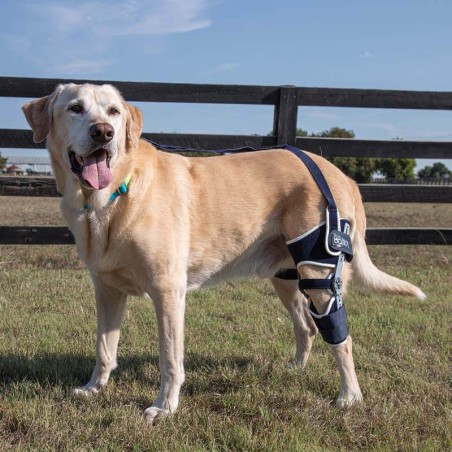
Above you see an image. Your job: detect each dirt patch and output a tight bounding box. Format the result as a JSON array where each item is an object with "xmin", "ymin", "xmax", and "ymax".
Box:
[
  {"xmin": 1, "ymin": 196, "xmax": 63, "ymax": 226},
  {"xmin": 364, "ymin": 203, "xmax": 452, "ymax": 228}
]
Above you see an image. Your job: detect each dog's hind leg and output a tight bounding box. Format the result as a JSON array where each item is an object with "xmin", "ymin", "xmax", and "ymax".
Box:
[
  {"xmin": 299, "ymin": 264, "xmax": 363, "ymax": 406},
  {"xmin": 74, "ymin": 278, "xmax": 127, "ymax": 396},
  {"xmin": 143, "ymin": 284, "xmax": 186, "ymax": 425},
  {"xmin": 270, "ymin": 277, "xmax": 317, "ymax": 369}
]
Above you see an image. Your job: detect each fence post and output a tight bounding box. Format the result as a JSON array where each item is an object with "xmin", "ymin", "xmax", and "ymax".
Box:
[{"xmin": 273, "ymin": 86, "xmax": 299, "ymax": 146}]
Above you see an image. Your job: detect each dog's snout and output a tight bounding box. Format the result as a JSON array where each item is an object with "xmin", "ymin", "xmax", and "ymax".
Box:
[{"xmin": 90, "ymin": 123, "xmax": 114, "ymax": 144}]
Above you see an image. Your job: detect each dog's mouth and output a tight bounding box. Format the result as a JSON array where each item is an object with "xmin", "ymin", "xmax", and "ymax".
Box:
[{"xmin": 69, "ymin": 148, "xmax": 113, "ymax": 190}]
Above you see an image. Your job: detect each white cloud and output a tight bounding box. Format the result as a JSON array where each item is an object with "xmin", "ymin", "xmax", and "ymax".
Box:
[
  {"xmin": 359, "ymin": 51, "xmax": 374, "ymax": 59},
  {"xmin": 52, "ymin": 58, "xmax": 114, "ymax": 75},
  {"xmin": 3, "ymin": 0, "xmax": 213, "ymax": 75},
  {"xmin": 212, "ymin": 62, "xmax": 240, "ymax": 73},
  {"xmin": 115, "ymin": 0, "xmax": 212, "ymax": 35},
  {"xmin": 37, "ymin": 3, "xmax": 96, "ymax": 33},
  {"xmin": 31, "ymin": 0, "xmax": 212, "ymax": 36}
]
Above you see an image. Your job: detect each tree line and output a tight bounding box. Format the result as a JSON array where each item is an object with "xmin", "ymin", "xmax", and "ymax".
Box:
[
  {"xmin": 0, "ymin": 153, "xmax": 7, "ymax": 171},
  {"xmin": 298, "ymin": 127, "xmax": 451, "ymax": 183}
]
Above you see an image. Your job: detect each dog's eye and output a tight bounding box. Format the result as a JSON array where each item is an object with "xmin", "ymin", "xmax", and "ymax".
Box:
[
  {"xmin": 108, "ymin": 107, "xmax": 120, "ymax": 115},
  {"xmin": 69, "ymin": 104, "xmax": 84, "ymax": 114}
]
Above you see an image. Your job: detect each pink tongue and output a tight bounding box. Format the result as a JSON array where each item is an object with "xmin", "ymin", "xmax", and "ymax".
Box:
[{"xmin": 81, "ymin": 150, "xmax": 113, "ymax": 190}]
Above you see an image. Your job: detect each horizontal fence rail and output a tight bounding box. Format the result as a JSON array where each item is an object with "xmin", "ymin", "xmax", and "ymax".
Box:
[
  {"xmin": 2, "ymin": 130, "xmax": 452, "ymax": 160},
  {"xmin": 2, "ymin": 176, "xmax": 452, "ymax": 203},
  {"xmin": 295, "ymin": 137, "xmax": 452, "ymax": 159},
  {"xmin": 0, "ymin": 77, "xmax": 281, "ymax": 105},
  {"xmin": 1, "ymin": 76, "xmax": 451, "ymax": 246},
  {"xmin": 3, "ymin": 76, "xmax": 452, "ymax": 109},
  {"xmin": 0, "ymin": 226, "xmax": 450, "ymax": 246}
]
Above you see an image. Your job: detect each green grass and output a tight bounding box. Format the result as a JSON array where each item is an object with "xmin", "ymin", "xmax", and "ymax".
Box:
[
  {"xmin": 0, "ymin": 197, "xmax": 451, "ymax": 450},
  {"xmin": 0, "ymin": 252, "xmax": 450, "ymax": 451}
]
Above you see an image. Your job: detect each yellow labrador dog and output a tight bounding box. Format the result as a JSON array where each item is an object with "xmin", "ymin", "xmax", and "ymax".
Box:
[{"xmin": 23, "ymin": 83, "xmax": 424, "ymax": 425}]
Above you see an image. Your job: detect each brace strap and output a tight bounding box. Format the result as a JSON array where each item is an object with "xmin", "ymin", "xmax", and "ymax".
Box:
[
  {"xmin": 273, "ymin": 268, "xmax": 298, "ymax": 280},
  {"xmin": 309, "ymin": 297, "xmax": 349, "ymax": 345},
  {"xmin": 284, "ymin": 146, "xmax": 341, "ymax": 236},
  {"xmin": 299, "ymin": 278, "xmax": 334, "ymax": 290}
]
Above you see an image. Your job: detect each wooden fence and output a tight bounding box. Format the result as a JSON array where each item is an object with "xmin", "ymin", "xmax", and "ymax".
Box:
[{"xmin": 0, "ymin": 76, "xmax": 451, "ymax": 245}]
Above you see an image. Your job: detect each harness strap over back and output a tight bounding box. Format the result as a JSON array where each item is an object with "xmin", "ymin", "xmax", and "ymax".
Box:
[{"xmin": 283, "ymin": 145, "xmax": 340, "ymax": 233}]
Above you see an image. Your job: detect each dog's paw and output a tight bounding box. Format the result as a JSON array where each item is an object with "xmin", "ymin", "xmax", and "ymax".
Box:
[
  {"xmin": 73, "ymin": 383, "xmax": 104, "ymax": 397},
  {"xmin": 336, "ymin": 391, "xmax": 363, "ymax": 408},
  {"xmin": 143, "ymin": 406, "xmax": 170, "ymax": 426},
  {"xmin": 286, "ymin": 355, "xmax": 309, "ymax": 370}
]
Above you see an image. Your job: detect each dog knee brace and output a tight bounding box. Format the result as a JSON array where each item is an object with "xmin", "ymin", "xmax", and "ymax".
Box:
[
  {"xmin": 270, "ymin": 147, "xmax": 354, "ymax": 345},
  {"xmin": 286, "ymin": 213, "xmax": 353, "ymax": 345}
]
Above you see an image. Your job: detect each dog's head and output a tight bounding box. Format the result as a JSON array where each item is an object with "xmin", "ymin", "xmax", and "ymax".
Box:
[{"xmin": 22, "ymin": 83, "xmax": 143, "ymax": 191}]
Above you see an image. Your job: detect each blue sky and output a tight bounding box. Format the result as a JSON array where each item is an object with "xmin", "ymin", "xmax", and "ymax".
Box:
[{"xmin": 1, "ymin": 0, "xmax": 451, "ymax": 170}]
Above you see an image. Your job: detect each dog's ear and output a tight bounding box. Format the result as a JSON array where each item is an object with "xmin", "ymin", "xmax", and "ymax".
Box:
[
  {"xmin": 22, "ymin": 86, "xmax": 63, "ymax": 143},
  {"xmin": 125, "ymin": 102, "xmax": 143, "ymax": 149}
]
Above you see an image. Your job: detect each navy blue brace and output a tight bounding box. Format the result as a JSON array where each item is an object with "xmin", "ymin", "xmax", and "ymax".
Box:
[
  {"xmin": 282, "ymin": 146, "xmax": 354, "ymax": 345},
  {"xmin": 286, "ymin": 219, "xmax": 352, "ymax": 344}
]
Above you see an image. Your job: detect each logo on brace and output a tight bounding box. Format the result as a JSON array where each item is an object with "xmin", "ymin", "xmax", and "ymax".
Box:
[
  {"xmin": 329, "ymin": 230, "xmax": 353, "ymax": 256},
  {"xmin": 332, "ymin": 233, "xmax": 349, "ymax": 248}
]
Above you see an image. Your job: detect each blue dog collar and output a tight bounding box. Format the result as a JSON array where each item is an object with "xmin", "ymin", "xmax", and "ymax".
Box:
[{"xmin": 83, "ymin": 174, "xmax": 132, "ymax": 210}]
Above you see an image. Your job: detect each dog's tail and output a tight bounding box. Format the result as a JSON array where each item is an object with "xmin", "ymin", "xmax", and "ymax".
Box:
[{"xmin": 350, "ymin": 187, "xmax": 426, "ymax": 301}]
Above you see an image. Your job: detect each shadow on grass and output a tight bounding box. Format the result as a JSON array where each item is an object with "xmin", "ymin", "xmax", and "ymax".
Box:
[{"xmin": 0, "ymin": 351, "xmax": 254, "ymax": 395}]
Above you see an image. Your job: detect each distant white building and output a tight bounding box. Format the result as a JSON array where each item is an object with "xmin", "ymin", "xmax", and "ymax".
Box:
[{"xmin": 2, "ymin": 156, "xmax": 52, "ymax": 175}]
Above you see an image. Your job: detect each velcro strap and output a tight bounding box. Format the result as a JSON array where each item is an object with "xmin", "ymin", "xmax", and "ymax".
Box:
[
  {"xmin": 274, "ymin": 268, "xmax": 299, "ymax": 280},
  {"xmin": 299, "ymin": 278, "xmax": 333, "ymax": 290}
]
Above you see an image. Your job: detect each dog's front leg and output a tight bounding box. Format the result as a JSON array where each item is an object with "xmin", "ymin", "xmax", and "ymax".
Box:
[
  {"xmin": 271, "ymin": 277, "xmax": 317, "ymax": 368},
  {"xmin": 143, "ymin": 285, "xmax": 186, "ymax": 425},
  {"xmin": 74, "ymin": 277, "xmax": 127, "ymax": 396}
]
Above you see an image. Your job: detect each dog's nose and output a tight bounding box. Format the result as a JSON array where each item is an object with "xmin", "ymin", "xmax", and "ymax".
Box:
[{"xmin": 90, "ymin": 123, "xmax": 114, "ymax": 144}]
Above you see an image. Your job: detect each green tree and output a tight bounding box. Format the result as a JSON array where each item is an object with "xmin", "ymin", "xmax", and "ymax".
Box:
[
  {"xmin": 372, "ymin": 137, "xmax": 416, "ymax": 181},
  {"xmin": 296, "ymin": 128, "xmax": 309, "ymax": 137},
  {"xmin": 417, "ymin": 162, "xmax": 451, "ymax": 180},
  {"xmin": 311, "ymin": 126, "xmax": 355, "ymax": 139},
  {"xmin": 376, "ymin": 158, "xmax": 416, "ymax": 181},
  {"xmin": 0, "ymin": 152, "xmax": 7, "ymax": 172},
  {"xmin": 308, "ymin": 127, "xmax": 376, "ymax": 183}
]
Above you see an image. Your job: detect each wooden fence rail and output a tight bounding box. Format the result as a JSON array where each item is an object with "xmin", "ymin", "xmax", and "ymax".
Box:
[{"xmin": 0, "ymin": 76, "xmax": 451, "ymax": 245}]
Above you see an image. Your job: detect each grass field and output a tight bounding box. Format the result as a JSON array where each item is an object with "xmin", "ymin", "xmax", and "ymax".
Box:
[{"xmin": 0, "ymin": 197, "xmax": 451, "ymax": 451}]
